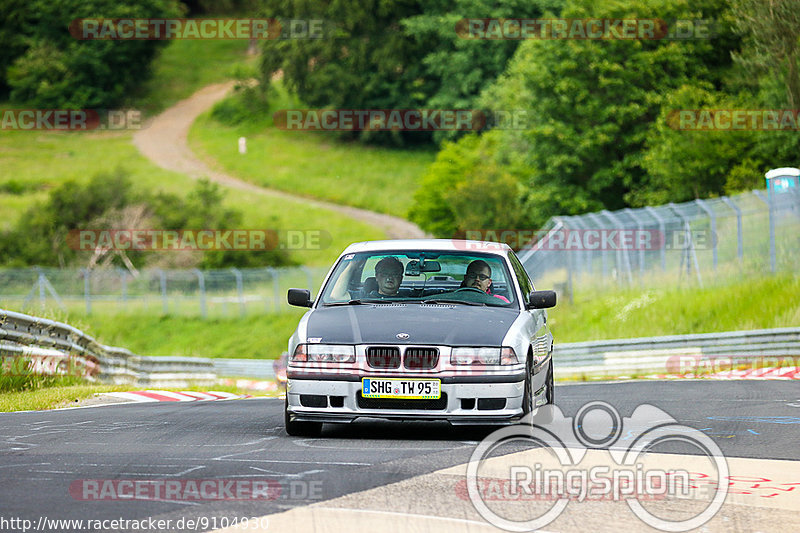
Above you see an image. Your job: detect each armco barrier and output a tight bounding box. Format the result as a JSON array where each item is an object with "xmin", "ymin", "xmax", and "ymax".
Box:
[
  {"xmin": 0, "ymin": 308, "xmax": 215, "ymax": 386},
  {"xmin": 213, "ymin": 358, "xmax": 276, "ymax": 379},
  {"xmin": 4, "ymin": 307, "xmax": 796, "ymax": 385},
  {"xmin": 554, "ymin": 327, "xmax": 800, "ymax": 379}
]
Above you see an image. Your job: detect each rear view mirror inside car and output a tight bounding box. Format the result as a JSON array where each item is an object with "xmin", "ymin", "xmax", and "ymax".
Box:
[{"xmin": 405, "ymin": 260, "xmax": 441, "ymax": 276}]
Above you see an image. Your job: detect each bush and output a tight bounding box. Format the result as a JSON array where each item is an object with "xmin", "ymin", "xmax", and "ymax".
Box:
[
  {"xmin": 5, "ymin": 0, "xmax": 183, "ymax": 109},
  {"xmin": 0, "ymin": 169, "xmax": 293, "ymax": 269}
]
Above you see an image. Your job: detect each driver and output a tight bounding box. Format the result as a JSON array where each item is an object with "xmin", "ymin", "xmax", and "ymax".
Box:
[
  {"xmin": 369, "ymin": 256, "xmax": 404, "ymax": 297},
  {"xmin": 461, "ymin": 260, "xmax": 510, "ymax": 303}
]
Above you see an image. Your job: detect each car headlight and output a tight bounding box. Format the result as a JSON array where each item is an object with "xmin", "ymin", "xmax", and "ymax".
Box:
[
  {"xmin": 292, "ymin": 344, "xmax": 355, "ymax": 363},
  {"xmin": 451, "ymin": 347, "xmax": 518, "ymax": 365}
]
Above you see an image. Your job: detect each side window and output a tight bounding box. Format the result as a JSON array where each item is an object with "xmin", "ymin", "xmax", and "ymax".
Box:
[{"xmin": 508, "ymin": 251, "xmax": 533, "ymax": 297}]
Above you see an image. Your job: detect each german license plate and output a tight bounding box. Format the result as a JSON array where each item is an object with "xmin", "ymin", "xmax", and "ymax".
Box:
[{"xmin": 361, "ymin": 378, "xmax": 441, "ymax": 399}]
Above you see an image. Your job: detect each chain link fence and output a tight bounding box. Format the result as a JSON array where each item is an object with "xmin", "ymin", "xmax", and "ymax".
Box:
[
  {"xmin": 2, "ymin": 188, "xmax": 798, "ymax": 315},
  {"xmin": 519, "ymin": 188, "xmax": 800, "ymax": 299},
  {"xmin": 0, "ymin": 266, "xmax": 331, "ymax": 318}
]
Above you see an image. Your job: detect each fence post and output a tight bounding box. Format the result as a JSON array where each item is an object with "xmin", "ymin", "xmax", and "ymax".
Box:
[
  {"xmin": 587, "ymin": 213, "xmax": 608, "ymax": 281},
  {"xmin": 231, "ymin": 267, "xmax": 245, "ymax": 317},
  {"xmin": 158, "ymin": 269, "xmax": 168, "ymax": 314},
  {"xmin": 37, "ymin": 267, "xmax": 45, "ymax": 308},
  {"xmin": 270, "ymin": 268, "xmax": 281, "ymax": 312},
  {"xmin": 119, "ymin": 267, "xmax": 128, "ymax": 304},
  {"xmin": 602, "ymin": 210, "xmax": 633, "ymax": 285},
  {"xmin": 624, "ymin": 208, "xmax": 646, "ymax": 281},
  {"xmin": 644, "ymin": 207, "xmax": 667, "ymax": 272},
  {"xmin": 83, "ymin": 268, "xmax": 91, "ymax": 315},
  {"xmin": 694, "ymin": 199, "xmax": 717, "ymax": 269},
  {"xmin": 753, "ymin": 190, "xmax": 776, "ymax": 272},
  {"xmin": 300, "ymin": 265, "xmax": 314, "ymax": 292},
  {"xmin": 667, "ymin": 203, "xmax": 703, "ymax": 286},
  {"xmin": 193, "ymin": 269, "xmax": 207, "ymax": 319},
  {"xmin": 721, "ymin": 196, "xmax": 743, "ymax": 262}
]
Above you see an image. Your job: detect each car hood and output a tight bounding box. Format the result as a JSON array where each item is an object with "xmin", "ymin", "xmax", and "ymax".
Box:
[{"xmin": 305, "ymin": 303, "xmax": 520, "ymax": 346}]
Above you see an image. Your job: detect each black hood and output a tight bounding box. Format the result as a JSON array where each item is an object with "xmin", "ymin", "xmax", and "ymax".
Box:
[{"xmin": 306, "ymin": 303, "xmax": 519, "ymax": 346}]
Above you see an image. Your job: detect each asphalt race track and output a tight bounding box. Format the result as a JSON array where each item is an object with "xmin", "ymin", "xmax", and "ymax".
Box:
[{"xmin": 1, "ymin": 380, "xmax": 799, "ymax": 533}]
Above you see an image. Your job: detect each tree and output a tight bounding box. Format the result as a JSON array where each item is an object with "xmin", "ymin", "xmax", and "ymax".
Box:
[
  {"xmin": 400, "ymin": 0, "xmax": 564, "ymax": 142},
  {"xmin": 5, "ymin": 0, "xmax": 182, "ymax": 108},
  {"xmin": 729, "ymin": 0, "xmax": 800, "ymax": 109},
  {"xmin": 259, "ymin": 0, "xmax": 434, "ymax": 144},
  {"xmin": 410, "ymin": 0, "xmax": 742, "ymax": 235}
]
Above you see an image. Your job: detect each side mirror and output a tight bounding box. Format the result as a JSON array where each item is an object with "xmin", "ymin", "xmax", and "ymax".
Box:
[
  {"xmin": 287, "ymin": 288, "xmax": 313, "ymax": 308},
  {"xmin": 527, "ymin": 290, "xmax": 557, "ymax": 309}
]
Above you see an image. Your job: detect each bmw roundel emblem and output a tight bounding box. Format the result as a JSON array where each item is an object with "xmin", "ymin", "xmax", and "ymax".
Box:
[{"xmin": 396, "ymin": 333, "xmax": 410, "ymax": 340}]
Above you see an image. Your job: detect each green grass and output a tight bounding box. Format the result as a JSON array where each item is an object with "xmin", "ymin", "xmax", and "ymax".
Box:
[
  {"xmin": 0, "ymin": 384, "xmax": 128, "ymax": 412},
  {"xmin": 548, "ymin": 272, "xmax": 800, "ymax": 343},
  {"xmin": 0, "ymin": 37, "xmax": 385, "ymax": 264},
  {"xmin": 128, "ymin": 36, "xmax": 257, "ymax": 116},
  {"xmin": 0, "ymin": 129, "xmax": 383, "ymax": 265},
  {"xmin": 0, "ymin": 382, "xmax": 271, "ymax": 412},
  {"xmin": 188, "ymin": 86, "xmax": 436, "ymax": 218},
  {"xmin": 65, "ymin": 311, "xmax": 306, "ymax": 358}
]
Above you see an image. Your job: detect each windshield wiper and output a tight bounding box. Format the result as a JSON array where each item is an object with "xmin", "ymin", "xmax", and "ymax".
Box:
[
  {"xmin": 421, "ymin": 299, "xmax": 486, "ymax": 306},
  {"xmin": 323, "ymin": 299, "xmax": 388, "ymax": 306},
  {"xmin": 323, "ymin": 299, "xmax": 364, "ymax": 306}
]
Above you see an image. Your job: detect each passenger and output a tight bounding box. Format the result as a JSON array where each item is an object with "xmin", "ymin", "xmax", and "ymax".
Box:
[{"xmin": 461, "ymin": 260, "xmax": 510, "ymax": 303}]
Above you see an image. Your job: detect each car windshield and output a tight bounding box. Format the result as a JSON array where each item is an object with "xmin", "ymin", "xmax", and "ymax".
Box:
[{"xmin": 318, "ymin": 250, "xmax": 517, "ymax": 307}]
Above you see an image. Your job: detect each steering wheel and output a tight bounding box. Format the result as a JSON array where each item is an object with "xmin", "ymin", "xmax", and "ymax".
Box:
[{"xmin": 453, "ymin": 287, "xmax": 486, "ymax": 294}]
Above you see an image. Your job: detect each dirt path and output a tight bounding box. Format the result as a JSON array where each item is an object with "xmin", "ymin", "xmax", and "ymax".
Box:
[{"xmin": 132, "ymin": 81, "xmax": 427, "ymax": 239}]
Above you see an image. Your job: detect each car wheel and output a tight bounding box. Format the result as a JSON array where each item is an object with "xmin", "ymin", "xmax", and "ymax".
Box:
[
  {"xmin": 545, "ymin": 359, "xmax": 555, "ymax": 405},
  {"xmin": 522, "ymin": 355, "xmax": 534, "ymax": 415},
  {"xmin": 284, "ymin": 396, "xmax": 322, "ymax": 437}
]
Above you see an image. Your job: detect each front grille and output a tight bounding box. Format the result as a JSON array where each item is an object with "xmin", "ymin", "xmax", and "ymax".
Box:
[
  {"xmin": 403, "ymin": 347, "xmax": 439, "ymax": 369},
  {"xmin": 357, "ymin": 391, "xmax": 448, "ymax": 410},
  {"xmin": 366, "ymin": 346, "xmax": 401, "ymax": 369}
]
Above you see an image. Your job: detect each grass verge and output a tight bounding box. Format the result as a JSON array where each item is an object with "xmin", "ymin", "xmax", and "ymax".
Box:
[
  {"xmin": 188, "ymin": 84, "xmax": 436, "ymax": 218},
  {"xmin": 0, "ymin": 128, "xmax": 383, "ymax": 265},
  {"xmin": 128, "ymin": 36, "xmax": 256, "ymax": 116},
  {"xmin": 65, "ymin": 311, "xmax": 306, "ymax": 358},
  {"xmin": 0, "ymin": 383, "xmax": 127, "ymax": 412},
  {"xmin": 549, "ymin": 272, "xmax": 800, "ymax": 343},
  {"xmin": 0, "ymin": 382, "xmax": 272, "ymax": 413}
]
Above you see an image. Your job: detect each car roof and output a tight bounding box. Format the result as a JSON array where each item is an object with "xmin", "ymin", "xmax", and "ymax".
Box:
[{"xmin": 340, "ymin": 239, "xmax": 512, "ymax": 256}]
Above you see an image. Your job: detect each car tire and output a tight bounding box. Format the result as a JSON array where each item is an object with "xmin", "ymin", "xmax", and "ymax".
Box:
[
  {"xmin": 522, "ymin": 355, "xmax": 534, "ymax": 415},
  {"xmin": 284, "ymin": 396, "xmax": 322, "ymax": 437},
  {"xmin": 545, "ymin": 358, "xmax": 555, "ymax": 405}
]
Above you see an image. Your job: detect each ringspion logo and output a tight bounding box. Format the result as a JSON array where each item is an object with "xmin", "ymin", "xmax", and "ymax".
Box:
[{"xmin": 465, "ymin": 402, "xmax": 728, "ymax": 531}]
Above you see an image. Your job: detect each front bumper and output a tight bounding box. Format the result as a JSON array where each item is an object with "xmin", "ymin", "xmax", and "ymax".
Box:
[{"xmin": 286, "ymin": 376, "xmax": 526, "ymax": 425}]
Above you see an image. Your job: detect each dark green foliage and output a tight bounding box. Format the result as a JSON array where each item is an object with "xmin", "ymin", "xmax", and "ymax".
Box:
[
  {"xmin": 0, "ymin": 169, "xmax": 292, "ymax": 268},
  {"xmin": 258, "ymin": 0, "xmax": 564, "ymax": 145},
  {"xmin": 259, "ymin": 0, "xmax": 434, "ymax": 145},
  {"xmin": 400, "ymin": 0, "xmax": 564, "ymax": 142},
  {"xmin": 3, "ymin": 0, "xmax": 183, "ymax": 108},
  {"xmin": 410, "ymin": 0, "xmax": 800, "ymax": 235}
]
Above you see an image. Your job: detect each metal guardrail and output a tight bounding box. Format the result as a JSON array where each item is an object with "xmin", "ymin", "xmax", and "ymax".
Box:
[
  {"xmin": 0, "ymin": 308, "xmax": 215, "ymax": 386},
  {"xmin": 3, "ymin": 307, "xmax": 796, "ymax": 387},
  {"xmin": 554, "ymin": 327, "xmax": 800, "ymax": 379},
  {"xmin": 213, "ymin": 359, "xmax": 276, "ymax": 379}
]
